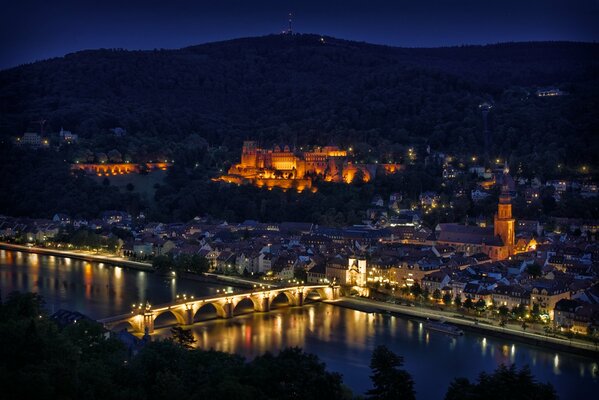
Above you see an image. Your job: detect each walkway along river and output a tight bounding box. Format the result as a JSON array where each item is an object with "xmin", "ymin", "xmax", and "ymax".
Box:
[{"xmin": 1, "ymin": 248, "xmax": 598, "ymax": 398}]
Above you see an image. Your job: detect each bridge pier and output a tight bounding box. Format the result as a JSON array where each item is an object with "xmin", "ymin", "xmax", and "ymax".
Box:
[
  {"xmin": 143, "ymin": 312, "xmax": 155, "ymax": 334},
  {"xmin": 331, "ymin": 286, "xmax": 340, "ymax": 300},
  {"xmin": 255, "ymin": 295, "xmax": 270, "ymax": 312},
  {"xmin": 185, "ymin": 308, "xmax": 194, "ymax": 325},
  {"xmin": 224, "ymin": 301, "xmax": 233, "ymax": 318}
]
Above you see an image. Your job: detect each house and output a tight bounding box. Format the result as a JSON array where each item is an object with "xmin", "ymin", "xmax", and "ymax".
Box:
[
  {"xmin": 419, "ymin": 191, "xmax": 439, "ymax": 208},
  {"xmin": 554, "ymin": 299, "xmax": 599, "ymax": 334},
  {"xmin": 270, "ymin": 256, "xmax": 295, "ymax": 280},
  {"xmin": 493, "ymin": 285, "xmax": 531, "ymax": 310},
  {"xmin": 215, "ymin": 251, "xmax": 235, "ymax": 273},
  {"xmin": 388, "ymin": 193, "xmax": 402, "ymax": 210},
  {"xmin": 101, "ymin": 211, "xmax": 131, "ymax": 225},
  {"xmin": 17, "ymin": 132, "xmax": 49, "ymax": 148},
  {"xmin": 392, "ymin": 256, "xmax": 441, "ymax": 287},
  {"xmin": 580, "ymin": 183, "xmax": 598, "ymax": 198},
  {"xmin": 34, "ymin": 224, "xmax": 59, "ymax": 242},
  {"xmin": 554, "ymin": 299, "xmax": 582, "ymax": 329},
  {"xmin": 50, "ymin": 309, "xmax": 92, "ymax": 327},
  {"xmin": 469, "ymin": 165, "xmax": 486, "ymax": 177},
  {"xmin": 530, "ymin": 281, "xmax": 571, "ymax": 319},
  {"xmin": 53, "ymin": 213, "xmax": 71, "ymax": 226},
  {"xmin": 421, "ymin": 271, "xmax": 450, "ymax": 294},
  {"xmin": 570, "ymin": 304, "xmax": 599, "ymax": 334},
  {"xmin": 307, "ymin": 263, "xmax": 327, "ymax": 284},
  {"xmin": 371, "ymin": 195, "xmax": 384, "ymax": 207},
  {"xmin": 59, "ymin": 127, "xmax": 78, "ymax": 143},
  {"xmin": 258, "ymin": 252, "xmax": 274, "ymax": 273},
  {"xmin": 517, "ymin": 220, "xmax": 542, "ymax": 236},
  {"xmin": 463, "ymin": 282, "xmax": 492, "ymax": 305},
  {"xmin": 536, "ymin": 87, "xmax": 564, "ymax": 97},
  {"xmin": 546, "ymin": 180, "xmax": 568, "ymax": 194},
  {"xmin": 524, "ymin": 187, "xmax": 541, "ymax": 204},
  {"xmin": 132, "ymin": 242, "xmax": 153, "ymax": 258}
]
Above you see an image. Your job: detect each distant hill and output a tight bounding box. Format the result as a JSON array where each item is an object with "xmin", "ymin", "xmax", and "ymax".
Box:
[{"xmin": 1, "ymin": 34, "xmax": 598, "ymax": 162}]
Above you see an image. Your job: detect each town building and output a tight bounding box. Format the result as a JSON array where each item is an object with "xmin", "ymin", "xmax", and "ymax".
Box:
[{"xmin": 325, "ymin": 256, "xmax": 367, "ymax": 286}]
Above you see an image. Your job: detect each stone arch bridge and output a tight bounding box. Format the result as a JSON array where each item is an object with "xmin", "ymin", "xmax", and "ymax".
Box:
[{"xmin": 99, "ymin": 284, "xmax": 339, "ymax": 334}]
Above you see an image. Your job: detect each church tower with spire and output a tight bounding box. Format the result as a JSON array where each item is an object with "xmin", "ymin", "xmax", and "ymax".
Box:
[{"xmin": 494, "ymin": 162, "xmax": 515, "ymax": 256}]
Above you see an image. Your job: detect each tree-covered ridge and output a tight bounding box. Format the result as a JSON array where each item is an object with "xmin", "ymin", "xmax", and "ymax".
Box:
[{"xmin": 1, "ymin": 35, "xmax": 598, "ymax": 164}]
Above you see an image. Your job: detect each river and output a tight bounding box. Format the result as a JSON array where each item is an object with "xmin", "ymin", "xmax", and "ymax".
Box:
[{"xmin": 1, "ymin": 249, "xmax": 597, "ymax": 399}]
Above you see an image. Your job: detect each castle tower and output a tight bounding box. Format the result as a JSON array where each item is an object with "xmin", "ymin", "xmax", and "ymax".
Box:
[
  {"xmin": 241, "ymin": 141, "xmax": 258, "ymax": 168},
  {"xmin": 494, "ymin": 166, "xmax": 515, "ymax": 255}
]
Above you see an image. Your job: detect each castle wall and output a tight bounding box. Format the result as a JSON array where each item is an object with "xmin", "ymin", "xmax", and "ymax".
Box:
[{"xmin": 223, "ymin": 142, "xmax": 402, "ymax": 190}]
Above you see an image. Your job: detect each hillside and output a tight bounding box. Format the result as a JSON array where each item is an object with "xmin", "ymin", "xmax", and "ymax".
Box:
[
  {"xmin": 1, "ymin": 34, "xmax": 598, "ymax": 223},
  {"xmin": 1, "ymin": 34, "xmax": 598, "ymax": 163}
]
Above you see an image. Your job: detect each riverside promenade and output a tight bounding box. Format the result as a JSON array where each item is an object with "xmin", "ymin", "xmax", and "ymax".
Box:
[
  {"xmin": 0, "ymin": 242, "xmax": 153, "ymax": 271},
  {"xmin": 332, "ymin": 296, "xmax": 599, "ymax": 357}
]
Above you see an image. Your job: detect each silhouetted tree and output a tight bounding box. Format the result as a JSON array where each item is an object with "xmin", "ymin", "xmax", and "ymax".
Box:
[
  {"xmin": 367, "ymin": 345, "xmax": 415, "ymax": 400},
  {"xmin": 170, "ymin": 326, "xmax": 196, "ymax": 349}
]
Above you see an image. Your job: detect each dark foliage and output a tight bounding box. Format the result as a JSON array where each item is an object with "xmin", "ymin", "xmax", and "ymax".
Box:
[
  {"xmin": 170, "ymin": 326, "xmax": 196, "ymax": 349},
  {"xmin": 0, "ymin": 143, "xmax": 144, "ymax": 219},
  {"xmin": 1, "ymin": 35, "xmax": 597, "ymax": 162},
  {"xmin": 0, "ymin": 291, "xmax": 350, "ymax": 400},
  {"xmin": 1, "ymin": 35, "xmax": 598, "ymax": 222},
  {"xmin": 367, "ymin": 345, "xmax": 416, "ymax": 400},
  {"xmin": 444, "ymin": 364, "xmax": 557, "ymax": 400}
]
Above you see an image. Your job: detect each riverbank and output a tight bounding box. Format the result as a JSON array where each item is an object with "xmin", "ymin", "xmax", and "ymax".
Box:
[
  {"xmin": 330, "ymin": 297, "xmax": 599, "ymax": 358},
  {"xmin": 0, "ymin": 242, "xmax": 154, "ymax": 271},
  {"xmin": 0, "ymin": 242, "xmax": 267, "ymax": 290}
]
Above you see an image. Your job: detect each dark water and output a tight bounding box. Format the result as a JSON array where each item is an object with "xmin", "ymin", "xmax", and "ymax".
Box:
[
  {"xmin": 0, "ymin": 249, "xmax": 232, "ymax": 318},
  {"xmin": 1, "ymin": 249, "xmax": 598, "ymax": 399}
]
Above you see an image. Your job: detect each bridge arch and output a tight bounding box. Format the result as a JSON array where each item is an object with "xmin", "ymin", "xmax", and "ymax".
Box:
[
  {"xmin": 153, "ymin": 309, "xmax": 187, "ymax": 328},
  {"xmin": 270, "ymin": 291, "xmax": 296, "ymax": 308},
  {"xmin": 109, "ymin": 320, "xmax": 136, "ymax": 332},
  {"xmin": 304, "ymin": 288, "xmax": 324, "ymax": 302},
  {"xmin": 232, "ymin": 297, "xmax": 259, "ymax": 316},
  {"xmin": 193, "ymin": 301, "xmax": 227, "ymax": 321}
]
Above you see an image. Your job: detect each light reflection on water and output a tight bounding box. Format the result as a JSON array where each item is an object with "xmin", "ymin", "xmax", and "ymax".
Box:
[
  {"xmin": 1, "ymin": 249, "xmax": 598, "ymax": 398},
  {"xmin": 152, "ymin": 303, "xmax": 599, "ymax": 398},
  {"xmin": 0, "ymin": 249, "xmax": 229, "ymax": 318}
]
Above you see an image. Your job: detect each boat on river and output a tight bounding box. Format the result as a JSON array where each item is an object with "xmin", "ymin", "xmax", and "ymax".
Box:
[{"xmin": 424, "ymin": 319, "xmax": 464, "ymax": 336}]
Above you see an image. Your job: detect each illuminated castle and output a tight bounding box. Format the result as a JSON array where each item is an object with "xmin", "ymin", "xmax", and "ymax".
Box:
[{"xmin": 217, "ymin": 141, "xmax": 402, "ymax": 192}]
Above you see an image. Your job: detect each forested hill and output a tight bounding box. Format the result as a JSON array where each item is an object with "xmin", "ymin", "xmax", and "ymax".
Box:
[{"xmin": 1, "ymin": 34, "xmax": 598, "ymax": 163}]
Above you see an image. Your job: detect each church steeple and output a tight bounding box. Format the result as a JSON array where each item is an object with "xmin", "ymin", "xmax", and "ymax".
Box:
[{"xmin": 494, "ymin": 166, "xmax": 515, "ymax": 253}]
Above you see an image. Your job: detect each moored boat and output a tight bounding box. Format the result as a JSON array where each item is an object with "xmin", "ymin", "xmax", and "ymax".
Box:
[{"xmin": 424, "ymin": 319, "xmax": 464, "ymax": 336}]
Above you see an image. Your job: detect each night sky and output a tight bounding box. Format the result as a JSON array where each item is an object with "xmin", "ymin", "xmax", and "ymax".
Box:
[{"xmin": 1, "ymin": 0, "xmax": 598, "ymax": 70}]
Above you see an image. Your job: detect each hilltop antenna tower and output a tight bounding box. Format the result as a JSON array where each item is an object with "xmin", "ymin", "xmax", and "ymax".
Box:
[
  {"xmin": 287, "ymin": 12, "xmax": 293, "ymax": 34},
  {"xmin": 31, "ymin": 119, "xmax": 47, "ymax": 135},
  {"xmin": 478, "ymin": 102, "xmax": 493, "ymax": 165}
]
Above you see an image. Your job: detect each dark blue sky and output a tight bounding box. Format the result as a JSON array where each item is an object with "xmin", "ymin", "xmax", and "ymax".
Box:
[{"xmin": 1, "ymin": 0, "xmax": 597, "ymax": 70}]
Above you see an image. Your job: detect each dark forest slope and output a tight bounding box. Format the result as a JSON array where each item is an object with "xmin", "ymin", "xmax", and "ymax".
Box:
[{"xmin": 1, "ymin": 34, "xmax": 598, "ymax": 162}]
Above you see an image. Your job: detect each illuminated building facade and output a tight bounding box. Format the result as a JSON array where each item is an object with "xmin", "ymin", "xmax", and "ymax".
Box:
[
  {"xmin": 219, "ymin": 141, "xmax": 402, "ymax": 191},
  {"xmin": 71, "ymin": 162, "xmax": 171, "ymax": 176}
]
